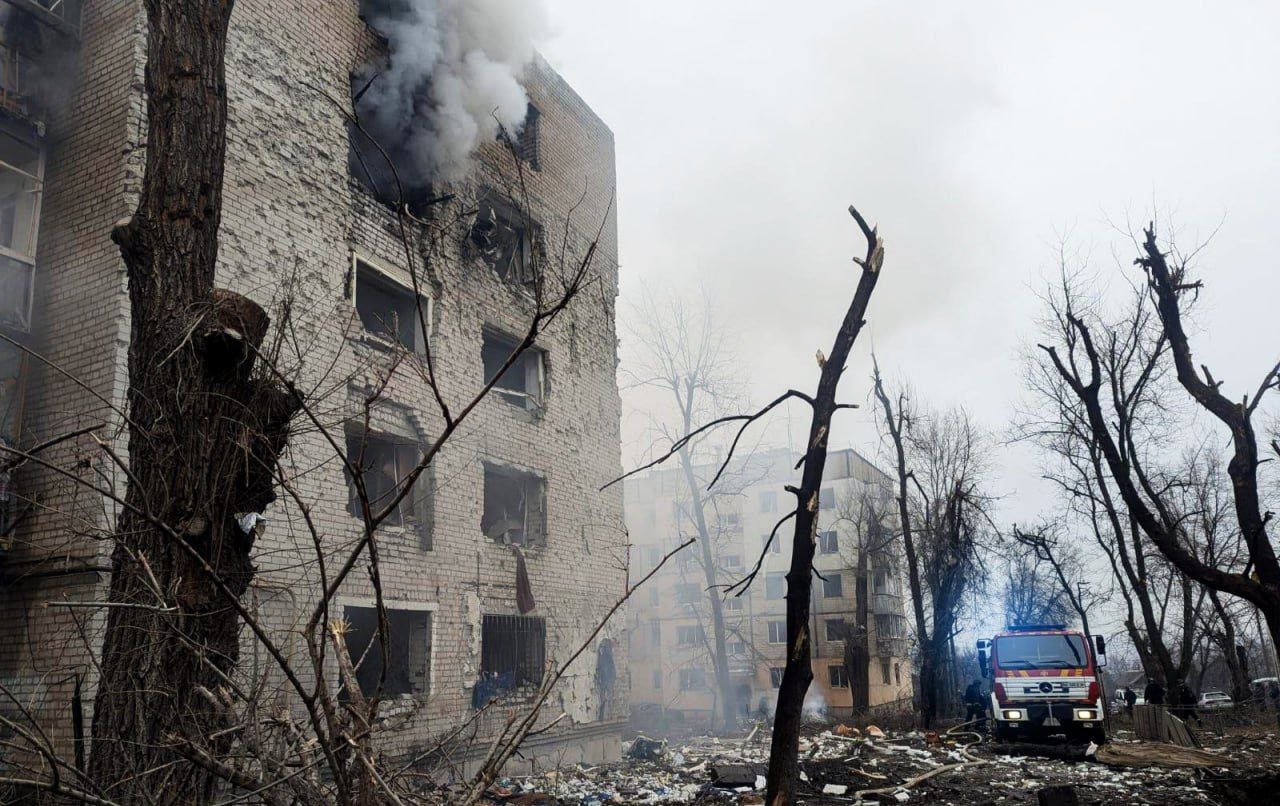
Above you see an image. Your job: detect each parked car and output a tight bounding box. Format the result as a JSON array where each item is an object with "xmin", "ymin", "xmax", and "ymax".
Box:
[{"xmin": 1197, "ymin": 690, "xmax": 1233, "ymax": 710}]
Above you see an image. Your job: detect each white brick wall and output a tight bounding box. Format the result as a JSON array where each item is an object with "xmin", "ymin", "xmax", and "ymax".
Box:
[{"xmin": 1, "ymin": 0, "xmax": 627, "ymax": 770}]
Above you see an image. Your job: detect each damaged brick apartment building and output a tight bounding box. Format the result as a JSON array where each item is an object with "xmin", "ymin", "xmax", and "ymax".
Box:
[
  {"xmin": 626, "ymin": 448, "xmax": 914, "ymax": 730},
  {"xmin": 0, "ymin": 0, "xmax": 627, "ymax": 772}
]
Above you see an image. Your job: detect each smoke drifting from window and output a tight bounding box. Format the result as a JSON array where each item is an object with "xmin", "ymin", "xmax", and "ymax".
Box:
[{"xmin": 355, "ymin": 0, "xmax": 549, "ymax": 185}]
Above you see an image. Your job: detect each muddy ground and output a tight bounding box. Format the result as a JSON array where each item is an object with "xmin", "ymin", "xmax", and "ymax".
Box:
[{"xmin": 479, "ymin": 721, "xmax": 1280, "ymax": 805}]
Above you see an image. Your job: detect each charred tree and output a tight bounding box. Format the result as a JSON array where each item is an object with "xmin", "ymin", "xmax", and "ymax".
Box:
[
  {"xmin": 87, "ymin": 1, "xmax": 299, "ymax": 800},
  {"xmin": 763, "ymin": 207, "xmax": 883, "ymax": 806}
]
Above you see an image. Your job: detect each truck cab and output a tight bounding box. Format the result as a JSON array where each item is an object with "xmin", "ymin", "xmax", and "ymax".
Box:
[{"xmin": 977, "ymin": 624, "xmax": 1107, "ymax": 744}]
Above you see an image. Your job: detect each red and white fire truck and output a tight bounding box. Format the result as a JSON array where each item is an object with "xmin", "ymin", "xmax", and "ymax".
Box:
[{"xmin": 976, "ymin": 624, "xmax": 1108, "ymax": 744}]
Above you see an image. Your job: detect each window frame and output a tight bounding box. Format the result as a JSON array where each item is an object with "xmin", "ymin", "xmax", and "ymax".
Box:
[
  {"xmin": 822, "ymin": 573, "xmax": 844, "ymax": 599},
  {"xmin": 340, "ymin": 603, "xmax": 433, "ymax": 700},
  {"xmin": 767, "ymin": 620, "xmax": 786, "ymax": 644},
  {"xmin": 825, "ymin": 618, "xmax": 844, "ymax": 642},
  {"xmin": 828, "ymin": 664, "xmax": 849, "ymax": 688},
  {"xmin": 770, "ymin": 667, "xmax": 784, "ymax": 688},
  {"xmin": 480, "ymin": 613, "xmax": 546, "ymax": 694},
  {"xmin": 0, "ymin": 127, "xmax": 44, "ymax": 335},
  {"xmin": 818, "ymin": 530, "xmax": 839, "ymax": 554},
  {"xmin": 344, "ymin": 427, "xmax": 432, "ymax": 547},
  {"xmin": 481, "ymin": 461, "xmax": 547, "ymax": 547},
  {"xmin": 515, "ymin": 102, "xmax": 540, "ymax": 170},
  {"xmin": 482, "ymin": 327, "xmax": 546, "ymax": 411},
  {"xmin": 765, "ymin": 572, "xmax": 786, "ymax": 600},
  {"xmin": 350, "ymin": 254, "xmax": 433, "ymax": 353},
  {"xmin": 758, "ymin": 490, "xmax": 778, "ymax": 513},
  {"xmin": 469, "ymin": 193, "xmax": 542, "ymax": 286}
]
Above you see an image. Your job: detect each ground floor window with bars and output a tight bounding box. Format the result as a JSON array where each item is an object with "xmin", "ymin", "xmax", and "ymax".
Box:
[{"xmin": 476, "ymin": 614, "xmax": 546, "ymax": 705}]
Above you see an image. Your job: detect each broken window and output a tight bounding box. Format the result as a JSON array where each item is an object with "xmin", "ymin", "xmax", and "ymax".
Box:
[
  {"xmin": 515, "ymin": 103, "xmax": 540, "ymax": 169},
  {"xmin": 469, "ymin": 194, "xmax": 541, "ymax": 286},
  {"xmin": 480, "ymin": 613, "xmax": 545, "ymax": 694},
  {"xmin": 728, "ymin": 640, "xmax": 746, "ymax": 656},
  {"xmin": 675, "ymin": 583, "xmax": 700, "ymax": 605},
  {"xmin": 821, "ymin": 573, "xmax": 844, "ymax": 598},
  {"xmin": 676, "ymin": 625, "xmax": 703, "ymax": 647},
  {"xmin": 0, "ymin": 127, "xmax": 42, "ymax": 334},
  {"xmin": 344, "ymin": 429, "xmax": 431, "ymax": 546},
  {"xmin": 767, "ymin": 620, "xmax": 785, "ymax": 644},
  {"xmin": 819, "ymin": 487, "xmax": 835, "ymax": 509},
  {"xmin": 481, "ymin": 462, "xmax": 546, "ymax": 547},
  {"xmin": 828, "ymin": 665, "xmax": 849, "ymax": 688},
  {"xmin": 678, "ymin": 668, "xmax": 705, "ymax": 691},
  {"xmin": 770, "ymin": 667, "xmax": 784, "ymax": 688},
  {"xmin": 341, "ymin": 605, "xmax": 431, "ymax": 699},
  {"xmin": 825, "ymin": 619, "xmax": 844, "ymax": 642},
  {"xmin": 818, "ymin": 530, "xmax": 839, "ymax": 554},
  {"xmin": 880, "ymin": 659, "xmax": 891, "ymax": 686},
  {"xmin": 765, "ymin": 572, "xmax": 785, "ymax": 600},
  {"xmin": 353, "ymin": 257, "xmax": 429, "ymax": 352},
  {"xmin": 894, "ymin": 663, "xmax": 902, "ymax": 686},
  {"xmin": 758, "ymin": 490, "xmax": 777, "ymax": 513},
  {"xmin": 482, "ymin": 329, "xmax": 545, "ymax": 409},
  {"xmin": 873, "ymin": 568, "xmax": 892, "ymax": 594}
]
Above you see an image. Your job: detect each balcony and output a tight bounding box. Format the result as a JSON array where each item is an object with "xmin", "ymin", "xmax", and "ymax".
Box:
[
  {"xmin": 871, "ymin": 592, "xmax": 901, "ymax": 615},
  {"xmin": 876, "ymin": 635, "xmax": 910, "ymax": 658},
  {"xmin": 7, "ymin": 1, "xmax": 83, "ymax": 37}
]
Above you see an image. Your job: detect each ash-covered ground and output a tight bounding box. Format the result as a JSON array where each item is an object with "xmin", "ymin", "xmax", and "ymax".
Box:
[{"xmin": 477, "ymin": 721, "xmax": 1280, "ymax": 805}]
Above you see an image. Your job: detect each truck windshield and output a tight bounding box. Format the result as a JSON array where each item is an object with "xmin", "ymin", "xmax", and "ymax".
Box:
[{"xmin": 994, "ymin": 634, "xmax": 1088, "ymax": 670}]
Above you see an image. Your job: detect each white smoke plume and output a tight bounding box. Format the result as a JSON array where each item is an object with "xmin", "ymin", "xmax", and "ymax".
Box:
[{"xmin": 355, "ymin": 0, "xmax": 549, "ymax": 186}]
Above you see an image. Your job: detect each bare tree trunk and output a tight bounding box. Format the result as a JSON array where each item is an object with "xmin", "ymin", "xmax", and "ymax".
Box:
[
  {"xmin": 872, "ymin": 366, "xmax": 935, "ymax": 727},
  {"xmin": 88, "ymin": 2, "xmax": 298, "ymax": 800},
  {"xmin": 1208, "ymin": 592, "xmax": 1249, "ymax": 702},
  {"xmin": 847, "ymin": 545, "xmax": 871, "ymax": 715},
  {"xmin": 676, "ymin": 442, "xmax": 737, "ymax": 732},
  {"xmin": 764, "ymin": 208, "xmax": 883, "ymax": 806}
]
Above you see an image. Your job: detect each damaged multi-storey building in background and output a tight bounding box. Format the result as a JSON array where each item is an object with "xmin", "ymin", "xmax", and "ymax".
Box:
[
  {"xmin": 0, "ymin": 0, "xmax": 626, "ymax": 773},
  {"xmin": 625, "ymin": 447, "xmax": 913, "ymax": 731}
]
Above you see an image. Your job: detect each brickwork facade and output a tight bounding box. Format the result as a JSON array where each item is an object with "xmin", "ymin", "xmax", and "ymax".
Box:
[{"xmin": 0, "ymin": 0, "xmax": 626, "ymax": 774}]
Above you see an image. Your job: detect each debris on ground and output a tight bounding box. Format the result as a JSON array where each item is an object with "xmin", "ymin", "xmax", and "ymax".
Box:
[{"xmin": 477, "ymin": 723, "xmax": 1280, "ymax": 805}]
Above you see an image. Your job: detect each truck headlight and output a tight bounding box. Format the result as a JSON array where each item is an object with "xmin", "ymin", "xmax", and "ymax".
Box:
[
  {"xmin": 1074, "ymin": 709, "xmax": 1096, "ymax": 721},
  {"xmin": 1001, "ymin": 709, "xmax": 1023, "ymax": 720}
]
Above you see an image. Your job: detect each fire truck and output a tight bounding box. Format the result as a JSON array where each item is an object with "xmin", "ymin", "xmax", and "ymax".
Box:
[{"xmin": 976, "ymin": 624, "xmax": 1108, "ymax": 744}]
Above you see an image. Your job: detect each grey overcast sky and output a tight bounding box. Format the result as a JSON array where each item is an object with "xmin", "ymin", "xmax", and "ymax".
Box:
[{"xmin": 540, "ymin": 0, "xmax": 1280, "ymax": 528}]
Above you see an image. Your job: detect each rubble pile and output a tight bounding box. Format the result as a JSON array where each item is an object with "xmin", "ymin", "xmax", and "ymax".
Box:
[{"xmin": 477, "ymin": 725, "xmax": 1280, "ymax": 805}]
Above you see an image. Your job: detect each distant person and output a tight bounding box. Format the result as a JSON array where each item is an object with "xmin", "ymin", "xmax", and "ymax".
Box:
[
  {"xmin": 1173, "ymin": 682, "xmax": 1200, "ymax": 726},
  {"xmin": 1123, "ymin": 686, "xmax": 1137, "ymax": 716},
  {"xmin": 963, "ymin": 679, "xmax": 987, "ymax": 730},
  {"xmin": 1144, "ymin": 679, "xmax": 1166, "ymax": 706}
]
